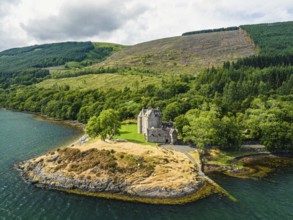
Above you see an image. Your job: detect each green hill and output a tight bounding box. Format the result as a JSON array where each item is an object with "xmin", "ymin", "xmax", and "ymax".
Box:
[
  {"xmin": 0, "ymin": 42, "xmax": 94, "ymax": 73},
  {"xmin": 0, "ymin": 42, "xmax": 126, "ymax": 88},
  {"xmin": 0, "ymin": 41, "xmax": 126, "ymax": 73}
]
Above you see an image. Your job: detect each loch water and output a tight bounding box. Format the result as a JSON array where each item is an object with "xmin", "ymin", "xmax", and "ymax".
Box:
[{"xmin": 0, "ymin": 109, "xmax": 292, "ymax": 220}]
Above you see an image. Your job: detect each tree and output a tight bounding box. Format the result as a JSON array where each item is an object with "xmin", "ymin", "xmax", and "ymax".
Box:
[
  {"xmin": 216, "ymin": 116, "xmax": 242, "ymax": 150},
  {"xmin": 163, "ymin": 102, "xmax": 182, "ymax": 121},
  {"xmin": 182, "ymin": 109, "xmax": 220, "ymax": 148},
  {"xmin": 174, "ymin": 114, "xmax": 189, "ymax": 137},
  {"xmin": 86, "ymin": 109, "xmax": 121, "ymax": 140},
  {"xmin": 260, "ymin": 121, "xmax": 293, "ymax": 151},
  {"xmin": 182, "ymin": 108, "xmax": 241, "ymax": 150},
  {"xmin": 242, "ymin": 97, "xmax": 293, "ymax": 151}
]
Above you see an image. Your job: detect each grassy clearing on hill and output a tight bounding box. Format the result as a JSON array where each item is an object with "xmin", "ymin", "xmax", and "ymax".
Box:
[
  {"xmin": 36, "ymin": 73, "xmax": 162, "ymax": 91},
  {"xmin": 114, "ymin": 124, "xmax": 157, "ymax": 146}
]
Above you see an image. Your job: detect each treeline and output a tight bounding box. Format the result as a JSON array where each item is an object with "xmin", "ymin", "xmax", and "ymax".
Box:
[
  {"xmin": 182, "ymin": 26, "xmax": 239, "ymax": 36},
  {"xmin": 51, "ymin": 67, "xmax": 120, "ymax": 79},
  {"xmin": 241, "ymin": 21, "xmax": 293, "ymax": 55},
  {"xmin": 225, "ymin": 54, "xmax": 293, "ymax": 69},
  {"xmin": 0, "ymin": 69, "xmax": 50, "ymax": 88},
  {"xmin": 0, "ymin": 75, "xmax": 192, "ymax": 122},
  {"xmin": 51, "ymin": 66, "xmax": 157, "ymax": 79}
]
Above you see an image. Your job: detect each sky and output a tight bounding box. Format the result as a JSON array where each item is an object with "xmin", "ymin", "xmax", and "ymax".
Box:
[{"xmin": 0, "ymin": 0, "xmax": 292, "ymax": 51}]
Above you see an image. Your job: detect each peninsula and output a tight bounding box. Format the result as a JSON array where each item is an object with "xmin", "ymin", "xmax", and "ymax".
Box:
[{"xmin": 17, "ymin": 139, "xmax": 217, "ymax": 204}]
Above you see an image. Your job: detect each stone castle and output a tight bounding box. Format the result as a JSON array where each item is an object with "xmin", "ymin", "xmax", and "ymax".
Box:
[{"xmin": 137, "ymin": 108, "xmax": 177, "ymax": 144}]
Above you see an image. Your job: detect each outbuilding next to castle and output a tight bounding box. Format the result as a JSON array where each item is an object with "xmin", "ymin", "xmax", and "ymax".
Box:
[{"xmin": 138, "ymin": 108, "xmax": 177, "ymax": 144}]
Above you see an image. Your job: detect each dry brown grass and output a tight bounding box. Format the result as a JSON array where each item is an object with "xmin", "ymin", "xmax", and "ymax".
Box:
[
  {"xmin": 31, "ymin": 139, "xmax": 202, "ymax": 190},
  {"xmin": 93, "ymin": 29, "xmax": 256, "ymax": 75}
]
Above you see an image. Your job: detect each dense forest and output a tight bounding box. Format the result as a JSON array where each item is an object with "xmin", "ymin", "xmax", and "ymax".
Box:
[
  {"xmin": 0, "ymin": 42, "xmax": 126, "ymax": 88},
  {"xmin": 0, "ymin": 21, "xmax": 292, "ymax": 152},
  {"xmin": 0, "ymin": 42, "xmax": 94, "ymax": 73},
  {"xmin": 241, "ymin": 21, "xmax": 293, "ymax": 55}
]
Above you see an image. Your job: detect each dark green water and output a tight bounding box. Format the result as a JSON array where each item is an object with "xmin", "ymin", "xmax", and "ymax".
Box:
[{"xmin": 0, "ymin": 109, "xmax": 292, "ymax": 220}]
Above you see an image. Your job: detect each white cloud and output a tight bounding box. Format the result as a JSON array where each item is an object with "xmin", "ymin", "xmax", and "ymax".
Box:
[
  {"xmin": 0, "ymin": 0, "xmax": 292, "ymax": 51},
  {"xmin": 20, "ymin": 0, "xmax": 149, "ymax": 41}
]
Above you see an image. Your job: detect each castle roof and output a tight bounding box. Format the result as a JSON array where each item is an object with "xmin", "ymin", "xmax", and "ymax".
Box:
[{"xmin": 145, "ymin": 108, "xmax": 161, "ymax": 117}]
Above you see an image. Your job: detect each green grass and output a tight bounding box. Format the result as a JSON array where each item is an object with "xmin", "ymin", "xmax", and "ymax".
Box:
[
  {"xmin": 207, "ymin": 148, "xmax": 269, "ymax": 168},
  {"xmin": 36, "ymin": 73, "xmax": 162, "ymax": 91},
  {"xmin": 114, "ymin": 124, "xmax": 157, "ymax": 146},
  {"xmin": 207, "ymin": 149, "xmax": 244, "ymax": 168}
]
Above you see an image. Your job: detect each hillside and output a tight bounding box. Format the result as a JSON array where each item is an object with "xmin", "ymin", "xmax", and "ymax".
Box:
[
  {"xmin": 35, "ymin": 29, "xmax": 256, "ymax": 90},
  {"xmin": 0, "ymin": 42, "xmax": 126, "ymax": 88},
  {"xmin": 0, "ymin": 42, "xmax": 126, "ymax": 73},
  {"xmin": 93, "ymin": 29, "xmax": 256, "ymax": 75}
]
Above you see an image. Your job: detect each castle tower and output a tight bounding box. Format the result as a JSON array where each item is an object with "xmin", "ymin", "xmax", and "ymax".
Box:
[
  {"xmin": 137, "ymin": 108, "xmax": 177, "ymax": 144},
  {"xmin": 137, "ymin": 108, "xmax": 162, "ymax": 135}
]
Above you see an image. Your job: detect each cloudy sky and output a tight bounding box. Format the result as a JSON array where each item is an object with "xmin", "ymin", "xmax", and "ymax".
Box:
[{"xmin": 0, "ymin": 0, "xmax": 292, "ymax": 51}]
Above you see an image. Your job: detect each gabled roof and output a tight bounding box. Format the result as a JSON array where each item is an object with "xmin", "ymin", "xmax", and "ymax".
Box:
[{"xmin": 145, "ymin": 108, "xmax": 162, "ymax": 117}]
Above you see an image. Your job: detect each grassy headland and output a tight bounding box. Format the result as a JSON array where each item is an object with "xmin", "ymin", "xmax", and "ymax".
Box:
[{"xmin": 17, "ymin": 139, "xmax": 215, "ymax": 204}]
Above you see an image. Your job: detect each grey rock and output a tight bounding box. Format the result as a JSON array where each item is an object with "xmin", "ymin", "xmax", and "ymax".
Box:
[{"xmin": 18, "ymin": 160, "xmax": 203, "ymax": 199}]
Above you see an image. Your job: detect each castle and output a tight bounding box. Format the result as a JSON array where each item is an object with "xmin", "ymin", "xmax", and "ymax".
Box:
[{"xmin": 137, "ymin": 108, "xmax": 177, "ymax": 144}]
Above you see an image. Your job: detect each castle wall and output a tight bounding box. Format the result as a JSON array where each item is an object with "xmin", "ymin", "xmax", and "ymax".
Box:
[
  {"xmin": 146, "ymin": 129, "xmax": 170, "ymax": 143},
  {"xmin": 137, "ymin": 115, "xmax": 142, "ymax": 134},
  {"xmin": 148, "ymin": 112, "xmax": 162, "ymax": 129}
]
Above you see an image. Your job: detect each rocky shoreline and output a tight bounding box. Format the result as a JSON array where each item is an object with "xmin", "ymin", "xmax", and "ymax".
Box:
[
  {"xmin": 203, "ymin": 152, "xmax": 293, "ymax": 179},
  {"xmin": 15, "ymin": 141, "xmax": 213, "ymax": 204},
  {"xmin": 16, "ymin": 162, "xmax": 203, "ymax": 199}
]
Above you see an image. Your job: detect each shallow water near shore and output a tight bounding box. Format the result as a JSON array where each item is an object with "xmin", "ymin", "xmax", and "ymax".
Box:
[{"xmin": 0, "ymin": 109, "xmax": 293, "ymax": 220}]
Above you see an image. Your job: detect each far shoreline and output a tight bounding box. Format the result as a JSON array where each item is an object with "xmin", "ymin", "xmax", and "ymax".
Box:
[{"xmin": 0, "ymin": 107, "xmax": 85, "ymax": 131}]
